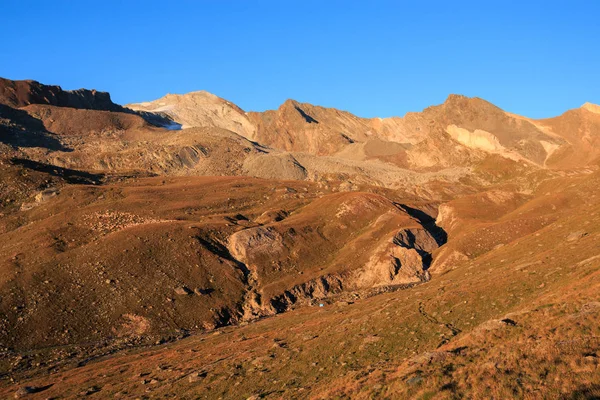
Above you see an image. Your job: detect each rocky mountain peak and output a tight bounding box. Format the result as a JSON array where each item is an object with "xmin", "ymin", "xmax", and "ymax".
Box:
[{"xmin": 582, "ymin": 102, "xmax": 600, "ymax": 114}]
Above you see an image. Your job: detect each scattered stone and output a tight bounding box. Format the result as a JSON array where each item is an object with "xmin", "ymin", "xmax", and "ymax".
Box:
[
  {"xmin": 501, "ymin": 318, "xmax": 518, "ymax": 326},
  {"xmin": 14, "ymin": 386, "xmax": 48, "ymax": 398},
  {"xmin": 14, "ymin": 387, "xmax": 35, "ymax": 398},
  {"xmin": 194, "ymin": 287, "xmax": 214, "ymax": 295},
  {"xmin": 175, "ymin": 286, "xmax": 192, "ymax": 296},
  {"xmin": 35, "ymin": 188, "xmax": 59, "ymax": 203},
  {"xmin": 255, "ymin": 209, "xmax": 289, "ymax": 224},
  {"xmin": 80, "ymin": 386, "xmax": 101, "ymax": 396},
  {"xmin": 566, "ymin": 231, "xmax": 587, "ymax": 242},
  {"xmin": 251, "ymin": 356, "xmax": 271, "ymax": 367},
  {"xmin": 406, "ymin": 375, "xmax": 423, "ymax": 385},
  {"xmin": 188, "ymin": 371, "xmax": 207, "ymax": 382}
]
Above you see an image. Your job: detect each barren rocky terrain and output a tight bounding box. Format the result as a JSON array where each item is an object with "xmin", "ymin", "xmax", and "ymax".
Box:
[{"xmin": 0, "ymin": 78, "xmax": 599, "ymax": 399}]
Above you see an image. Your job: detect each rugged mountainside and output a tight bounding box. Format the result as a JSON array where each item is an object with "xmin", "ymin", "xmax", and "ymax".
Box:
[
  {"xmin": 0, "ymin": 176, "xmax": 444, "ymax": 351},
  {"xmin": 128, "ymin": 89, "xmax": 597, "ymax": 174},
  {"xmin": 0, "ymin": 78, "xmax": 125, "ymax": 112},
  {"xmin": 127, "ymin": 91, "xmax": 256, "ymax": 134},
  {"xmin": 536, "ymin": 104, "xmax": 600, "ymax": 169},
  {"xmin": 247, "ymin": 99, "xmax": 383, "ymax": 155},
  {"xmin": 1, "ymin": 77, "xmax": 599, "ymax": 399}
]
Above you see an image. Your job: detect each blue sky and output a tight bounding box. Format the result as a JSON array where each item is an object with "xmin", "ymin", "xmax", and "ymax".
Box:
[{"xmin": 2, "ymin": 1, "xmax": 599, "ymax": 118}]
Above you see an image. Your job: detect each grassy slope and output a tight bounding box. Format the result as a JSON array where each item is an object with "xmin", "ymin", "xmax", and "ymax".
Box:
[{"xmin": 0, "ymin": 171, "xmax": 598, "ymax": 399}]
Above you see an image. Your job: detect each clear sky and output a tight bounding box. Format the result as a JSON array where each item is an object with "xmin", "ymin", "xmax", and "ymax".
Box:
[{"xmin": 2, "ymin": 1, "xmax": 599, "ymax": 118}]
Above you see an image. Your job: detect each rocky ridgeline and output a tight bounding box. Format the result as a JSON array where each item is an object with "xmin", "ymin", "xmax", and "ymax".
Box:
[{"xmin": 0, "ymin": 78, "xmax": 125, "ymax": 112}]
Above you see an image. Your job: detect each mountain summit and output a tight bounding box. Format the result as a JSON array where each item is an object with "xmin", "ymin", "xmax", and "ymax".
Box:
[{"xmin": 127, "ymin": 91, "xmax": 256, "ymax": 136}]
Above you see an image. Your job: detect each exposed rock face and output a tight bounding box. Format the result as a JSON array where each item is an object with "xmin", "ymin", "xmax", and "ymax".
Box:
[
  {"xmin": 247, "ymin": 99, "xmax": 376, "ymax": 155},
  {"xmin": 34, "ymin": 188, "xmax": 59, "ymax": 203},
  {"xmin": 127, "ymin": 91, "xmax": 256, "ymax": 136},
  {"xmin": 2, "ymin": 76, "xmax": 600, "ymax": 400},
  {"xmin": 269, "ymin": 275, "xmax": 345, "ymax": 312},
  {"xmin": 354, "ymin": 228, "xmax": 437, "ymax": 287},
  {"xmin": 225, "ymin": 192, "xmax": 444, "ymax": 316},
  {"xmin": 536, "ymin": 106, "xmax": 600, "ymax": 168},
  {"xmin": 446, "ymin": 125, "xmax": 507, "ymax": 154},
  {"xmin": 4, "ymin": 76, "xmax": 598, "ymax": 186},
  {"xmin": 0, "ymin": 78, "xmax": 125, "ymax": 112},
  {"xmin": 242, "ymin": 153, "xmax": 307, "ymax": 181},
  {"xmin": 403, "ymin": 94, "xmax": 563, "ymax": 167},
  {"xmin": 581, "ymin": 102, "xmax": 600, "ymax": 114},
  {"xmin": 239, "ymin": 94, "xmax": 571, "ymax": 170},
  {"xmin": 2, "ymin": 76, "xmax": 592, "ymax": 197},
  {"xmin": 228, "ymin": 226, "xmax": 285, "ymax": 264},
  {"xmin": 436, "ymin": 203, "xmax": 458, "ymax": 233},
  {"xmin": 22, "ymin": 104, "xmax": 148, "ymax": 136}
]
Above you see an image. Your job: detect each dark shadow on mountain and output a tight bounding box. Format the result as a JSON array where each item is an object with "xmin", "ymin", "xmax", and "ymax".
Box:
[
  {"xmin": 13, "ymin": 384, "xmax": 54, "ymax": 396},
  {"xmin": 194, "ymin": 235, "xmax": 252, "ymax": 285},
  {"xmin": 393, "ymin": 228, "xmax": 434, "ymax": 269},
  {"xmin": 295, "ymin": 105, "xmax": 318, "ymax": 123},
  {"xmin": 0, "ymin": 104, "xmax": 71, "ymax": 151},
  {"xmin": 568, "ymin": 384, "xmax": 600, "ymax": 400},
  {"xmin": 247, "ymin": 140, "xmax": 271, "ymax": 154},
  {"xmin": 132, "ymin": 109, "xmax": 182, "ymax": 130},
  {"xmin": 341, "ymin": 133, "xmax": 355, "ymax": 143},
  {"xmin": 394, "ymin": 203, "xmax": 448, "ymax": 247},
  {"xmin": 10, "ymin": 158, "xmax": 104, "ymax": 185}
]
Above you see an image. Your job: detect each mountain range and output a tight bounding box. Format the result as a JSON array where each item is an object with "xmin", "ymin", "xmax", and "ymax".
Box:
[{"xmin": 0, "ymin": 77, "xmax": 599, "ymax": 399}]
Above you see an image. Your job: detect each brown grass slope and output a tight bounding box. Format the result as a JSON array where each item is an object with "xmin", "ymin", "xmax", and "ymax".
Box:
[
  {"xmin": 0, "ymin": 175, "xmax": 444, "ymax": 353},
  {"xmin": 0, "ymin": 169, "xmax": 597, "ymax": 399},
  {"xmin": 2, "ymin": 77, "xmax": 600, "ymax": 399}
]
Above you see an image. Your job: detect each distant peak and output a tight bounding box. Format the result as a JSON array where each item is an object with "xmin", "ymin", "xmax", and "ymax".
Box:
[
  {"xmin": 127, "ymin": 90, "xmax": 241, "ymax": 111},
  {"xmin": 581, "ymin": 102, "xmax": 600, "ymax": 114},
  {"xmin": 281, "ymin": 99, "xmax": 301, "ymax": 107},
  {"xmin": 278, "ymin": 99, "xmax": 303, "ymax": 112},
  {"xmin": 440, "ymin": 93, "xmax": 501, "ymax": 111},
  {"xmin": 445, "ymin": 94, "xmax": 469, "ymax": 102},
  {"xmin": 186, "ymin": 90, "xmax": 217, "ymax": 97},
  {"xmin": 165, "ymin": 90, "xmax": 218, "ymax": 99},
  {"xmin": 279, "ymin": 99, "xmax": 318, "ymax": 123},
  {"xmin": 443, "ymin": 94, "xmax": 489, "ymax": 105},
  {"xmin": 0, "ymin": 77, "xmax": 121, "ymax": 111}
]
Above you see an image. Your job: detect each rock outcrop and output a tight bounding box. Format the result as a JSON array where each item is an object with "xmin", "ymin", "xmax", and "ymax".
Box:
[{"xmin": 0, "ymin": 78, "xmax": 126, "ymax": 112}]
